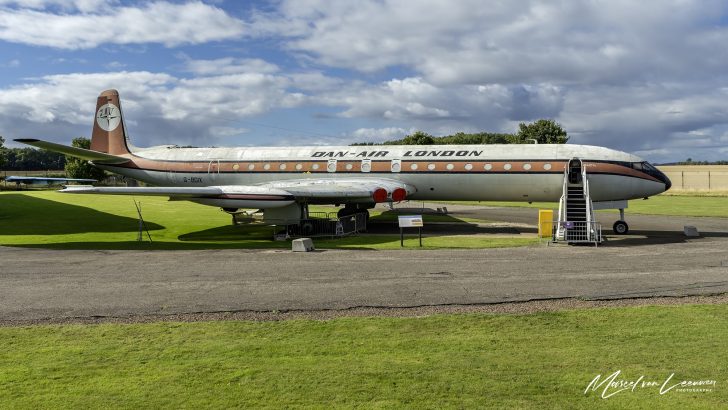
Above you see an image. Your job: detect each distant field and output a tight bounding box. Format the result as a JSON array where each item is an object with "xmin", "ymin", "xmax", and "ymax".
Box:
[
  {"xmin": 658, "ymin": 165, "xmax": 728, "ymax": 192},
  {"xmin": 1, "ymin": 305, "xmax": 725, "ymax": 408},
  {"xmin": 0, "ymin": 191, "xmax": 535, "ymax": 250}
]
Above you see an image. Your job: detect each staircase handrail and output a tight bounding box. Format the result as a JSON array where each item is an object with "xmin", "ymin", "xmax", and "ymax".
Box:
[
  {"xmin": 557, "ymin": 164, "xmax": 568, "ymax": 226},
  {"xmin": 581, "ymin": 164, "xmax": 598, "ymax": 241}
]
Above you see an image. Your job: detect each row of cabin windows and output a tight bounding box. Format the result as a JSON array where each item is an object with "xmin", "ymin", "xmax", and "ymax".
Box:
[{"xmin": 224, "ymin": 162, "xmax": 554, "ymax": 171}]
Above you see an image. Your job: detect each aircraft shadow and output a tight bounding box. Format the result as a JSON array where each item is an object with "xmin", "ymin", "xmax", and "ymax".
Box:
[
  {"xmin": 0, "ymin": 194, "xmax": 163, "ymax": 235},
  {"xmin": 178, "ymin": 224, "xmax": 275, "ymax": 242},
  {"xmin": 601, "ymin": 230, "xmax": 728, "ymax": 247},
  {"xmin": 367, "ymin": 221, "xmax": 523, "ymax": 235},
  {"xmin": 369, "ymin": 210, "xmax": 528, "ymax": 235}
]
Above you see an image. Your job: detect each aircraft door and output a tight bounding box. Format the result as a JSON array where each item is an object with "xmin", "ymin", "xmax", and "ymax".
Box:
[
  {"xmin": 208, "ymin": 160, "xmax": 220, "ymax": 184},
  {"xmin": 166, "ymin": 162, "xmax": 178, "ymax": 184},
  {"xmin": 568, "ymin": 158, "xmax": 582, "ymax": 184}
]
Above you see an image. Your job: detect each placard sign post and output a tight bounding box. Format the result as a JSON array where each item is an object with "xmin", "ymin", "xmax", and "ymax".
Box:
[{"xmin": 398, "ymin": 215, "xmax": 423, "ymax": 247}]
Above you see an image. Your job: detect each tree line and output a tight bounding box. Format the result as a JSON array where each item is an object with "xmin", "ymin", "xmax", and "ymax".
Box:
[
  {"xmin": 1, "ymin": 136, "xmax": 105, "ymax": 180},
  {"xmin": 0, "ymin": 136, "xmax": 67, "ymax": 171},
  {"xmin": 352, "ymin": 119, "xmax": 570, "ymax": 146}
]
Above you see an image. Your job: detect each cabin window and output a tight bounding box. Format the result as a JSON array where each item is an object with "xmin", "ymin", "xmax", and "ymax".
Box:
[
  {"xmin": 484, "ymin": 163, "xmax": 492, "ymax": 171},
  {"xmin": 523, "ymin": 163, "xmax": 531, "ymax": 170},
  {"xmin": 446, "ymin": 163, "xmax": 454, "ymax": 170},
  {"xmin": 504, "ymin": 163, "xmax": 512, "ymax": 170},
  {"xmin": 464, "ymin": 163, "xmax": 473, "ymax": 171},
  {"xmin": 295, "ymin": 163, "xmax": 303, "ymax": 170},
  {"xmin": 279, "ymin": 163, "xmax": 287, "ymax": 170},
  {"xmin": 232, "ymin": 164, "xmax": 240, "ymax": 171},
  {"xmin": 410, "ymin": 163, "xmax": 418, "ymax": 170},
  {"xmin": 427, "ymin": 163, "xmax": 436, "ymax": 170},
  {"xmin": 345, "ymin": 163, "xmax": 353, "ymax": 170},
  {"xmin": 263, "ymin": 163, "xmax": 271, "ymax": 170},
  {"xmin": 247, "ymin": 164, "xmax": 255, "ymax": 171},
  {"xmin": 312, "ymin": 163, "xmax": 320, "ymax": 170},
  {"xmin": 543, "ymin": 163, "xmax": 552, "ymax": 170}
]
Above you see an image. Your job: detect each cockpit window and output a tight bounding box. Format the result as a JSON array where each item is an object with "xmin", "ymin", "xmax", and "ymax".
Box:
[
  {"xmin": 642, "ymin": 162, "xmax": 658, "ymax": 172},
  {"xmin": 632, "ymin": 162, "xmax": 658, "ymax": 172}
]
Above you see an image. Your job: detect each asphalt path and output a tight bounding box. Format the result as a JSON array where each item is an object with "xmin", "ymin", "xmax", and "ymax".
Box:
[{"xmin": 1, "ymin": 206, "xmax": 727, "ymax": 322}]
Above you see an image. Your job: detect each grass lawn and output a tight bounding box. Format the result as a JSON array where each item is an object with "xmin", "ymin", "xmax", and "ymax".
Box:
[
  {"xmin": 0, "ymin": 191, "xmax": 535, "ymax": 250},
  {"xmin": 1, "ymin": 304, "xmax": 725, "ymax": 408},
  {"xmin": 446, "ymin": 194, "xmax": 728, "ymax": 218}
]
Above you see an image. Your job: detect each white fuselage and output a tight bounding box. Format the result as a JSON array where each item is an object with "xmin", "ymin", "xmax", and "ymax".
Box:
[{"xmin": 98, "ymin": 143, "xmax": 669, "ymax": 203}]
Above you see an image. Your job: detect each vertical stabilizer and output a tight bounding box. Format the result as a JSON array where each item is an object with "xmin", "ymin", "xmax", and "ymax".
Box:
[{"xmin": 91, "ymin": 89, "xmax": 132, "ymax": 155}]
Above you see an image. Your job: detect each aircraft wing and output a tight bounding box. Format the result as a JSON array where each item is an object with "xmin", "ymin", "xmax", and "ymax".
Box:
[
  {"xmin": 60, "ymin": 177, "xmax": 416, "ymax": 204},
  {"xmin": 258, "ymin": 178, "xmax": 416, "ymax": 200},
  {"xmin": 14, "ymin": 139, "xmax": 130, "ymax": 164},
  {"xmin": 60, "ymin": 185, "xmax": 293, "ymax": 199},
  {"xmin": 6, "ymin": 176, "xmax": 97, "ymax": 183}
]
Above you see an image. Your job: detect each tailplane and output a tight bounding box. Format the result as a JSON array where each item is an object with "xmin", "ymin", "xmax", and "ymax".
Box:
[
  {"xmin": 91, "ymin": 89, "xmax": 133, "ymax": 155},
  {"xmin": 14, "ymin": 89, "xmax": 132, "ymax": 164}
]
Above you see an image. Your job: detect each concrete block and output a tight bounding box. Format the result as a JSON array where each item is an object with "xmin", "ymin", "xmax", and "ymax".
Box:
[
  {"xmin": 292, "ymin": 238, "xmax": 315, "ymax": 252},
  {"xmin": 684, "ymin": 226, "xmax": 700, "ymax": 237}
]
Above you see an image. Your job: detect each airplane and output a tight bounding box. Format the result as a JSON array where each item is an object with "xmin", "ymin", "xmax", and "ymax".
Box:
[
  {"xmin": 4, "ymin": 176, "xmax": 97, "ymax": 186},
  {"xmin": 15, "ymin": 89, "xmax": 671, "ymax": 234}
]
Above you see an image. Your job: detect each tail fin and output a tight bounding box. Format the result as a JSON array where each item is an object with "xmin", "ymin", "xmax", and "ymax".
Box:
[{"xmin": 91, "ymin": 89, "xmax": 133, "ymax": 155}]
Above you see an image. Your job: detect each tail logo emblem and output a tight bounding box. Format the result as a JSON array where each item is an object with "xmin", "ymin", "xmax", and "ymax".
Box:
[{"xmin": 96, "ymin": 103, "xmax": 121, "ymax": 132}]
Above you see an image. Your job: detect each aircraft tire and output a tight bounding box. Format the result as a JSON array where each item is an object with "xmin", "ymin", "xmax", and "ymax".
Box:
[
  {"xmin": 301, "ymin": 221, "xmax": 315, "ymax": 236},
  {"xmin": 337, "ymin": 207, "xmax": 356, "ymax": 218},
  {"xmin": 613, "ymin": 220, "xmax": 629, "ymax": 235},
  {"xmin": 357, "ymin": 210, "xmax": 370, "ymax": 232}
]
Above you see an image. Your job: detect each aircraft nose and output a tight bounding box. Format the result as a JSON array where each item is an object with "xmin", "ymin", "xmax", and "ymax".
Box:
[{"xmin": 658, "ymin": 170, "xmax": 671, "ymax": 191}]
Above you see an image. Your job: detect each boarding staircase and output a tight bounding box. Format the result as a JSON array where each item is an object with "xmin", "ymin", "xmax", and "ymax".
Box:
[{"xmin": 554, "ymin": 158, "xmax": 602, "ymax": 245}]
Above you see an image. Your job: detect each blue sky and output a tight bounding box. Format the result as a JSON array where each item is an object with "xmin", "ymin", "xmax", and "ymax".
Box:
[{"xmin": 1, "ymin": 0, "xmax": 728, "ymax": 162}]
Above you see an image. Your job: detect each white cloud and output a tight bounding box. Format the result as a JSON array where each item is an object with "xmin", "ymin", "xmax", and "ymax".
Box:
[
  {"xmin": 3, "ymin": 1, "xmax": 728, "ymax": 162},
  {"xmin": 0, "ymin": 69, "xmax": 307, "ymax": 147},
  {"xmin": 209, "ymin": 126, "xmax": 249, "ymax": 138},
  {"xmin": 351, "ymin": 127, "xmax": 412, "ymax": 142},
  {"xmin": 0, "ymin": 1, "xmax": 245, "ymax": 49},
  {"xmin": 251, "ymin": 0, "xmax": 728, "ymax": 86},
  {"xmin": 0, "ymin": 1, "xmax": 114, "ymax": 12},
  {"xmin": 182, "ymin": 57, "xmax": 279, "ymax": 76}
]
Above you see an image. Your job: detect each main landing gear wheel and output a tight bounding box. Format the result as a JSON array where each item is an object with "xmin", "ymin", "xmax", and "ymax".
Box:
[{"xmin": 613, "ymin": 220, "xmax": 629, "ymax": 235}]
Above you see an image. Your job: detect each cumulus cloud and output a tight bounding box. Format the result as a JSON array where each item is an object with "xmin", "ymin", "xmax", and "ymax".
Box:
[
  {"xmin": 0, "ymin": 69, "xmax": 308, "ymax": 147},
  {"xmin": 3, "ymin": 1, "xmax": 728, "ymax": 162},
  {"xmin": 237, "ymin": 0, "xmax": 728, "ymax": 161},
  {"xmin": 351, "ymin": 127, "xmax": 412, "ymax": 142},
  {"xmin": 0, "ymin": 1, "xmax": 245, "ymax": 49},
  {"xmin": 181, "ymin": 57, "xmax": 280, "ymax": 76},
  {"xmin": 252, "ymin": 0, "xmax": 728, "ymax": 86}
]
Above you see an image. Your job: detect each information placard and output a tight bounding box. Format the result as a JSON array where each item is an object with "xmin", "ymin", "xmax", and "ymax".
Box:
[{"xmin": 398, "ymin": 215, "xmax": 424, "ymax": 228}]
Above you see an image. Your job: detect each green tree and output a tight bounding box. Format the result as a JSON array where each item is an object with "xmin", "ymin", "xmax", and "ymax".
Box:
[
  {"xmin": 386, "ymin": 130, "xmax": 435, "ymax": 145},
  {"xmin": 515, "ymin": 119, "xmax": 569, "ymax": 144},
  {"xmin": 0, "ymin": 135, "xmax": 6, "ymax": 169},
  {"xmin": 64, "ymin": 137, "xmax": 106, "ymax": 181}
]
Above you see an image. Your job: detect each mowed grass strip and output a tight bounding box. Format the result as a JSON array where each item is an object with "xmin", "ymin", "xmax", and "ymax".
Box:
[
  {"xmin": 451, "ymin": 194, "xmax": 728, "ymax": 218},
  {"xmin": 0, "ymin": 191, "xmax": 535, "ymax": 250},
  {"xmin": 1, "ymin": 305, "xmax": 726, "ymax": 408}
]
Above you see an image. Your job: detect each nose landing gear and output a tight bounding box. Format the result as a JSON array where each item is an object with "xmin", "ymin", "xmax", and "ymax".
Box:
[
  {"xmin": 612, "ymin": 208, "xmax": 629, "ymax": 234},
  {"xmin": 613, "ymin": 220, "xmax": 629, "ymax": 234}
]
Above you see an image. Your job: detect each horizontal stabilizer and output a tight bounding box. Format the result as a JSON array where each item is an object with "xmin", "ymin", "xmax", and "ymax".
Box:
[{"xmin": 14, "ymin": 139, "xmax": 130, "ymax": 164}]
